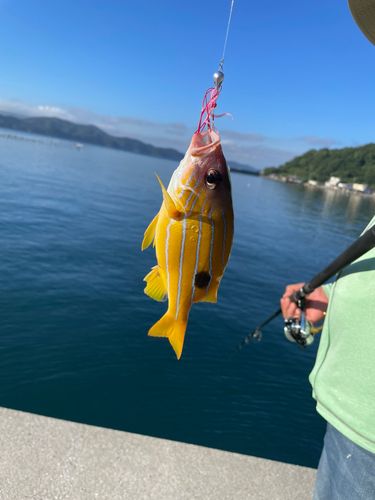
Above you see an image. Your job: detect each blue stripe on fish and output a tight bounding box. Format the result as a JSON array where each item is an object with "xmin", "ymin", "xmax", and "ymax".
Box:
[
  {"xmin": 175, "ymin": 216, "xmax": 187, "ymax": 319},
  {"xmin": 190, "ymin": 213, "xmax": 203, "ymax": 307},
  {"xmin": 178, "ymin": 166, "xmax": 195, "ymax": 198},
  {"xmin": 205, "ymin": 205, "xmax": 215, "ymax": 297},
  {"xmin": 184, "ymin": 170, "xmax": 205, "ymax": 210},
  {"xmin": 165, "ymin": 221, "xmax": 172, "ymax": 294},
  {"xmin": 221, "ymin": 208, "xmax": 227, "ymax": 267}
]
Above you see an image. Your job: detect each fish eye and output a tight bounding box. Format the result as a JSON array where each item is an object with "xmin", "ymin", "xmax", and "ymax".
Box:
[{"xmin": 206, "ymin": 169, "xmax": 222, "ymax": 189}]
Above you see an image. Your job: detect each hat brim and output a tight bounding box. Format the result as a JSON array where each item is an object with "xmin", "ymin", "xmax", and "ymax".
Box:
[{"xmin": 348, "ymin": 0, "xmax": 375, "ymax": 45}]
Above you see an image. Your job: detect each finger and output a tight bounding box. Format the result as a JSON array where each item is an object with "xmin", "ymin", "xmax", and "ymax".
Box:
[
  {"xmin": 281, "ymin": 298, "xmax": 299, "ymax": 319},
  {"xmin": 286, "ymin": 304, "xmax": 301, "ymax": 319},
  {"xmin": 286, "ymin": 305, "xmax": 298, "ymax": 318},
  {"xmin": 282, "ymin": 283, "xmax": 304, "ymax": 298},
  {"xmin": 282, "ymin": 286, "xmax": 296, "ymax": 298},
  {"xmin": 292, "ymin": 307, "xmax": 302, "ymax": 318},
  {"xmin": 280, "ymin": 297, "xmax": 292, "ymax": 316}
]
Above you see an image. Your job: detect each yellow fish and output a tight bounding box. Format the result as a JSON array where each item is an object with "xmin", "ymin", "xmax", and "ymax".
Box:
[{"xmin": 142, "ymin": 130, "xmax": 234, "ymax": 359}]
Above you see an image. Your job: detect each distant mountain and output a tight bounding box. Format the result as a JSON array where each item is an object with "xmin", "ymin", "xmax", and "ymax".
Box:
[
  {"xmin": 262, "ymin": 144, "xmax": 375, "ymax": 188},
  {"xmin": 0, "ymin": 114, "xmax": 258, "ymax": 172},
  {"xmin": 0, "ymin": 114, "xmax": 184, "ymax": 161},
  {"xmin": 227, "ymin": 160, "xmax": 259, "ymax": 175}
]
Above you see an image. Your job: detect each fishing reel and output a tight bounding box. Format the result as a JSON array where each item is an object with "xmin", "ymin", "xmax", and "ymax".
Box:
[{"xmin": 284, "ymin": 297, "xmax": 315, "ymax": 349}]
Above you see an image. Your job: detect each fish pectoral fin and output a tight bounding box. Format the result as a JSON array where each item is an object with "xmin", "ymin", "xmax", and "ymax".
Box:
[
  {"xmin": 148, "ymin": 312, "xmax": 187, "ymax": 360},
  {"xmin": 144, "ymin": 266, "xmax": 167, "ymax": 302},
  {"xmin": 155, "ymin": 173, "xmax": 181, "ymax": 219},
  {"xmin": 141, "ymin": 213, "xmax": 159, "ymax": 250}
]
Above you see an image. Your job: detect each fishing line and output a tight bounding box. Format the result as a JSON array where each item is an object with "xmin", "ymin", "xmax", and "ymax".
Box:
[
  {"xmin": 219, "ymin": 0, "xmax": 235, "ymax": 72},
  {"xmin": 196, "ymin": 0, "xmax": 235, "ymax": 133}
]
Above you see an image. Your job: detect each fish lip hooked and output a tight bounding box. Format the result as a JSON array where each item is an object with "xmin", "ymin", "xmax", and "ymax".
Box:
[{"xmin": 190, "ymin": 131, "xmax": 221, "ymax": 157}]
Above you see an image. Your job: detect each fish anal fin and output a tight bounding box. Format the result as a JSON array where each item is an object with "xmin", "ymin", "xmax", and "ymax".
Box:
[
  {"xmin": 155, "ymin": 173, "xmax": 181, "ymax": 219},
  {"xmin": 200, "ymin": 280, "xmax": 220, "ymax": 303},
  {"xmin": 148, "ymin": 312, "xmax": 188, "ymax": 359},
  {"xmin": 144, "ymin": 266, "xmax": 167, "ymax": 302},
  {"xmin": 142, "ymin": 213, "xmax": 159, "ymax": 251}
]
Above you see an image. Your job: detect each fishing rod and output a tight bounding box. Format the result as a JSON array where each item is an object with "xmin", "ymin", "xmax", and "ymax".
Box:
[{"xmin": 232, "ymin": 224, "xmax": 375, "ymax": 356}]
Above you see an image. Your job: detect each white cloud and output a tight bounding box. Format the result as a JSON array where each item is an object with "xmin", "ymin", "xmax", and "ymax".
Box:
[
  {"xmin": 37, "ymin": 105, "xmax": 66, "ymax": 114},
  {"xmin": 300, "ymin": 135, "xmax": 341, "ymax": 148},
  {"xmin": 0, "ymin": 99, "xmax": 75, "ymax": 120},
  {"xmin": 221, "ymin": 129, "xmax": 265, "ymax": 142}
]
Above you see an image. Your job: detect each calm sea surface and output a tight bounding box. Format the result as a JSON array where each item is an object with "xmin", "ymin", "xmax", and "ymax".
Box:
[{"xmin": 0, "ymin": 130, "xmax": 374, "ymax": 468}]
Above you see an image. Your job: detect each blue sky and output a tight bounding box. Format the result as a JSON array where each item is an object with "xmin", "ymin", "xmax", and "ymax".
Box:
[{"xmin": 0, "ymin": 0, "xmax": 374, "ymax": 168}]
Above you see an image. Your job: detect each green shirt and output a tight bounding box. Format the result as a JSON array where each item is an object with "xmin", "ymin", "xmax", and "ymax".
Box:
[{"xmin": 309, "ymin": 215, "xmax": 375, "ymax": 454}]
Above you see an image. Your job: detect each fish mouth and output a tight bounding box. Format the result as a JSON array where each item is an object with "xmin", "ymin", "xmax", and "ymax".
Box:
[{"xmin": 190, "ymin": 131, "xmax": 221, "ymax": 157}]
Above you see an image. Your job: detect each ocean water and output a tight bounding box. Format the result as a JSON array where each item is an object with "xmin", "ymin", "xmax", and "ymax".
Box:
[{"xmin": 0, "ymin": 130, "xmax": 374, "ymax": 468}]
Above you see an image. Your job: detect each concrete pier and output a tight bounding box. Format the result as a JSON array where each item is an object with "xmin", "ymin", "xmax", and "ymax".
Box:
[{"xmin": 0, "ymin": 407, "xmax": 316, "ymax": 499}]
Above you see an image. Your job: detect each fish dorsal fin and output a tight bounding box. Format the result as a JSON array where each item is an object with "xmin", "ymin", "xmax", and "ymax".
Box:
[
  {"xmin": 155, "ymin": 173, "xmax": 181, "ymax": 219},
  {"xmin": 143, "ymin": 266, "xmax": 167, "ymax": 302},
  {"xmin": 141, "ymin": 213, "xmax": 159, "ymax": 251}
]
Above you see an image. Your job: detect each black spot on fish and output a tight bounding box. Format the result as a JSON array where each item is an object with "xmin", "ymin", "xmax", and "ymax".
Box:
[{"xmin": 195, "ymin": 271, "xmax": 211, "ymax": 289}]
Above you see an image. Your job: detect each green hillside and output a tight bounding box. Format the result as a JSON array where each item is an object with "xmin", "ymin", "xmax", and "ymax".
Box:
[
  {"xmin": 0, "ymin": 114, "xmax": 184, "ymax": 161},
  {"xmin": 263, "ymin": 143, "xmax": 375, "ymax": 188}
]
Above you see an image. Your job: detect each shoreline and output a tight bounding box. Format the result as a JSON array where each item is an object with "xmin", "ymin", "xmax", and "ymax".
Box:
[{"xmin": 260, "ymin": 173, "xmax": 375, "ymax": 201}]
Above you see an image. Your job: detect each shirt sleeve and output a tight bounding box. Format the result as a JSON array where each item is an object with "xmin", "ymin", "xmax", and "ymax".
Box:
[{"xmin": 322, "ymin": 283, "xmax": 332, "ymax": 300}]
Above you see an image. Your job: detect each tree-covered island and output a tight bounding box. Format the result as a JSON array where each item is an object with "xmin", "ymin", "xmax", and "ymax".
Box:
[{"xmin": 262, "ymin": 143, "xmax": 375, "ymax": 190}]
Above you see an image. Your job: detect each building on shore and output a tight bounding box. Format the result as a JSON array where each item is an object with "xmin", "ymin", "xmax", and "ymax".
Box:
[
  {"xmin": 352, "ymin": 183, "xmax": 371, "ymax": 194},
  {"xmin": 263, "ymin": 172, "xmax": 374, "ymax": 197},
  {"xmin": 338, "ymin": 182, "xmax": 352, "ymax": 190},
  {"xmin": 325, "ymin": 176, "xmax": 341, "ymax": 187}
]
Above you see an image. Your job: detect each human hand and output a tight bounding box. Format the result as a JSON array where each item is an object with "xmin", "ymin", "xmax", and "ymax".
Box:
[{"xmin": 280, "ymin": 283, "xmax": 329, "ymax": 325}]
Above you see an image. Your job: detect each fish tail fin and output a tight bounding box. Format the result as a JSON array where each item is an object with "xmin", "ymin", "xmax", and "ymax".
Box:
[{"xmin": 148, "ymin": 312, "xmax": 187, "ymax": 360}]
